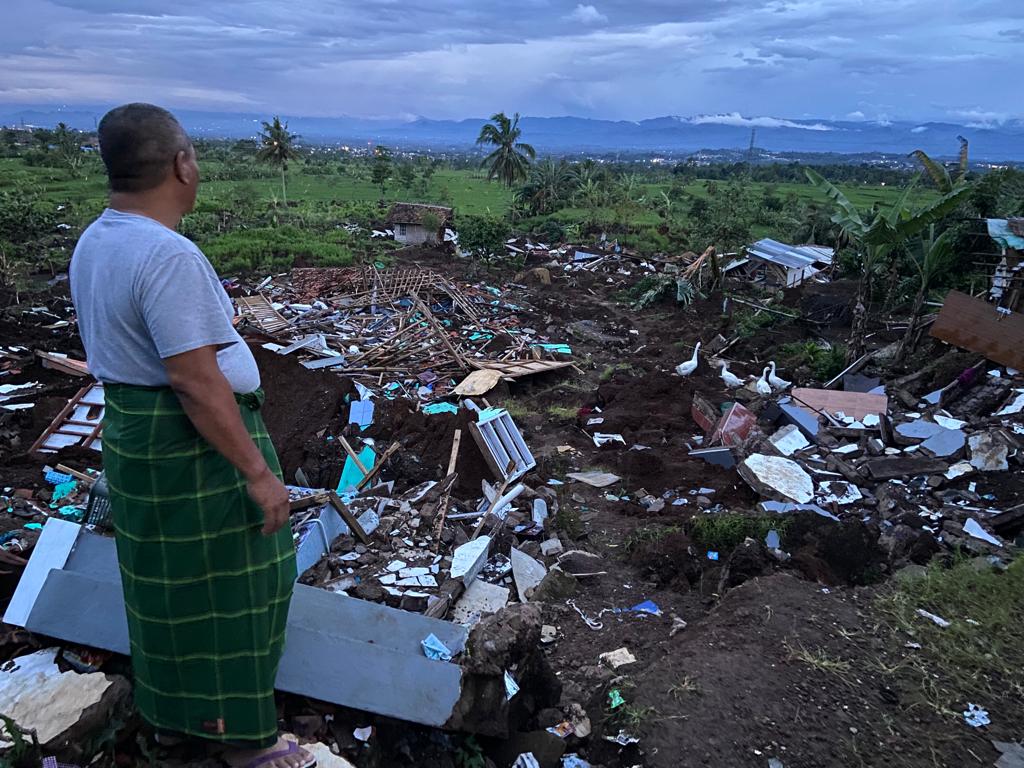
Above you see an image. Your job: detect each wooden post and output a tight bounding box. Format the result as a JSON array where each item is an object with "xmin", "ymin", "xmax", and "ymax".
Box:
[
  {"xmin": 356, "ymin": 441, "xmax": 401, "ymax": 491},
  {"xmin": 338, "ymin": 435, "xmax": 370, "ymax": 475}
]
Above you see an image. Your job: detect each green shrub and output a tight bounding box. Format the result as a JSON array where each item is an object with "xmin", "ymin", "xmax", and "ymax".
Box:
[
  {"xmin": 457, "ymin": 214, "xmax": 510, "ymax": 254},
  {"xmin": 779, "ymin": 340, "xmax": 847, "ymax": 381}
]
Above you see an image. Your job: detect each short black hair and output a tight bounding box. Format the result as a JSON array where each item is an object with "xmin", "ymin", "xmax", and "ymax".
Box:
[{"xmin": 97, "ymin": 103, "xmax": 191, "ymax": 193}]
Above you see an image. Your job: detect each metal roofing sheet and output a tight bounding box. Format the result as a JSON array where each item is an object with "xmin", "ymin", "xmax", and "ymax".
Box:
[{"xmin": 746, "ymin": 239, "xmax": 834, "ymax": 270}]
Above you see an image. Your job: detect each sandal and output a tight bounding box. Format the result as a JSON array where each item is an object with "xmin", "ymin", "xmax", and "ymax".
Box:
[{"xmin": 234, "ymin": 740, "xmax": 317, "ymax": 768}]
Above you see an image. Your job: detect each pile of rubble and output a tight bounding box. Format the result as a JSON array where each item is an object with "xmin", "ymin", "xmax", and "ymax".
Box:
[
  {"xmin": 717, "ymin": 367, "xmax": 1024, "ymax": 563},
  {"xmin": 233, "ymin": 265, "xmax": 576, "ymax": 399}
]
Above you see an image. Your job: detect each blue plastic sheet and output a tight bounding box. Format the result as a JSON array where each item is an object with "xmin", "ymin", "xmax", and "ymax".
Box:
[
  {"xmin": 421, "ymin": 633, "xmax": 453, "ymax": 662},
  {"xmin": 337, "ymin": 445, "xmax": 376, "ymax": 493}
]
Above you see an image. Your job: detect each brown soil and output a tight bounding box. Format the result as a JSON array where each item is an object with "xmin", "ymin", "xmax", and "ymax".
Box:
[{"xmin": 2, "ymin": 251, "xmax": 1021, "ymax": 768}]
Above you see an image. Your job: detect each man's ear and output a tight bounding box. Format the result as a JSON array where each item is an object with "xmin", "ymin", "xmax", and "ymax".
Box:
[{"xmin": 173, "ymin": 150, "xmax": 195, "ymax": 185}]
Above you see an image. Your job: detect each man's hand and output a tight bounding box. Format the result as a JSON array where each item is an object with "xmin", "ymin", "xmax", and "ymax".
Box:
[
  {"xmin": 164, "ymin": 346, "xmax": 291, "ymax": 536},
  {"xmin": 247, "ymin": 469, "xmax": 290, "ymax": 535}
]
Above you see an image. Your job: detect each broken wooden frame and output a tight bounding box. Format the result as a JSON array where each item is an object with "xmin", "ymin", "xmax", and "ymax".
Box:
[
  {"xmin": 236, "ymin": 293, "xmax": 290, "ymax": 334},
  {"xmin": 30, "ymin": 383, "xmax": 104, "ymax": 454}
]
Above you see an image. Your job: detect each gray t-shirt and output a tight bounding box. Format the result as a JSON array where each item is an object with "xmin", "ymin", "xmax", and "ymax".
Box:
[{"xmin": 70, "ymin": 209, "xmax": 260, "ymax": 393}]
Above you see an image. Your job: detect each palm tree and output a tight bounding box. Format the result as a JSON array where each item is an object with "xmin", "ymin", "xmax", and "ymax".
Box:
[
  {"xmin": 515, "ymin": 158, "xmax": 572, "ymax": 215},
  {"xmin": 256, "ymin": 116, "xmax": 299, "ymax": 204},
  {"xmin": 806, "ymin": 169, "xmax": 971, "ymax": 362},
  {"xmin": 477, "ymin": 112, "xmax": 536, "ymax": 187}
]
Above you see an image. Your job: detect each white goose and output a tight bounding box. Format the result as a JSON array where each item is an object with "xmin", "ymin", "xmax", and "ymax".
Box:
[
  {"xmin": 717, "ymin": 360, "xmax": 743, "ymax": 388},
  {"xmin": 675, "ymin": 342, "xmax": 701, "ymax": 377},
  {"xmin": 755, "ymin": 366, "xmax": 773, "ymax": 395},
  {"xmin": 767, "ymin": 361, "xmax": 792, "ymax": 391}
]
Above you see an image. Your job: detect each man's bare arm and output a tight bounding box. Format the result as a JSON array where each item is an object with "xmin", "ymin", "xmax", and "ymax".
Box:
[{"xmin": 163, "ymin": 345, "xmax": 289, "ymax": 535}]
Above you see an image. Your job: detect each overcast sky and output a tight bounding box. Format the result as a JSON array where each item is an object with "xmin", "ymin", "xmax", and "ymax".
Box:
[{"xmin": 2, "ymin": 0, "xmax": 1020, "ymax": 124}]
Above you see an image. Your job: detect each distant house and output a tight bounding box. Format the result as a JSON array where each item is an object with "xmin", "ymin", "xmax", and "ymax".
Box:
[
  {"xmin": 386, "ymin": 203, "xmax": 453, "ymax": 245},
  {"xmin": 743, "ymin": 238, "xmax": 834, "ymax": 288}
]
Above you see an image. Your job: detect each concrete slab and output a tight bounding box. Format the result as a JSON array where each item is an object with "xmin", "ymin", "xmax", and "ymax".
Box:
[
  {"xmin": 511, "ymin": 548, "xmax": 548, "ymax": 602},
  {"xmin": 450, "ymin": 536, "xmax": 492, "ymax": 583},
  {"xmin": 778, "ymin": 399, "xmax": 819, "ymax": 440},
  {"xmin": 738, "ymin": 454, "xmax": 814, "ymax": 504},
  {"xmin": 920, "ymin": 428, "xmax": 966, "ymax": 458},
  {"xmin": 896, "ymin": 421, "xmax": 946, "ymax": 440},
  {"xmin": 451, "ymin": 579, "xmax": 510, "ymax": 628},
  {"xmin": 969, "ymin": 433, "xmax": 1009, "ymax": 471},
  {"xmin": 769, "ymin": 424, "xmax": 810, "ymax": 457},
  {"xmin": 14, "ymin": 521, "xmax": 472, "ymax": 729}
]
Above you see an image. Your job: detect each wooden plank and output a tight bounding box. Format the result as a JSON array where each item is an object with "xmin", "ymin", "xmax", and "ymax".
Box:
[
  {"xmin": 469, "ymin": 358, "xmax": 575, "ymax": 378},
  {"xmin": 790, "ymin": 388, "xmax": 888, "ymax": 420},
  {"xmin": 447, "ymin": 429, "xmax": 463, "ymax": 476},
  {"xmin": 337, "ymin": 435, "xmax": 370, "ymax": 475},
  {"xmin": 35, "ymin": 351, "xmax": 90, "ymax": 377},
  {"xmin": 862, "ymin": 456, "xmax": 949, "ymax": 480},
  {"xmin": 327, "ymin": 491, "xmax": 371, "ymax": 544},
  {"xmin": 931, "ymin": 290, "xmax": 1024, "ymax": 370},
  {"xmin": 453, "ymin": 369, "xmax": 503, "ymax": 396},
  {"xmin": 356, "ymin": 441, "xmax": 401, "ymax": 491}
]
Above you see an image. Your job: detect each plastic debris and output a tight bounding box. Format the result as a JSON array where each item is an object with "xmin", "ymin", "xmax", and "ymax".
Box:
[
  {"xmin": 607, "ymin": 689, "xmax": 626, "ymax": 710},
  {"xmin": 420, "ymin": 633, "xmax": 453, "ymax": 662},
  {"xmin": 964, "ymin": 518, "xmax": 1003, "ymax": 547},
  {"xmin": 916, "ymin": 609, "xmax": 951, "ymax": 628},
  {"xmin": 963, "ymin": 703, "xmax": 990, "ymax": 727},
  {"xmin": 707, "ymin": 551, "xmax": 719, "ymax": 561},
  {"xmin": 598, "ymin": 647, "xmax": 637, "ymax": 669},
  {"xmin": 504, "ymin": 670, "xmax": 520, "ymax": 700},
  {"xmin": 603, "ymin": 729, "xmax": 639, "ymax": 745},
  {"xmin": 422, "ymin": 402, "xmax": 459, "ymax": 415}
]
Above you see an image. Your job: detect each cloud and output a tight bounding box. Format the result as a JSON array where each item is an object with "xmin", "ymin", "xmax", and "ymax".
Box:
[
  {"xmin": 947, "ymin": 108, "xmax": 1009, "ymax": 128},
  {"xmin": 687, "ymin": 112, "xmax": 835, "ymax": 131},
  {"xmin": 756, "ymin": 40, "xmax": 829, "ymax": 59},
  {"xmin": 0, "ymin": 0, "xmax": 1019, "ymax": 124},
  {"xmin": 998, "ymin": 28, "xmax": 1024, "ymax": 41},
  {"xmin": 566, "ymin": 4, "xmax": 608, "ymax": 25}
]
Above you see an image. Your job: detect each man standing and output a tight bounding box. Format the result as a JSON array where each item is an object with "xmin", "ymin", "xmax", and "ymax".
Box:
[{"xmin": 70, "ymin": 104, "xmax": 313, "ymax": 768}]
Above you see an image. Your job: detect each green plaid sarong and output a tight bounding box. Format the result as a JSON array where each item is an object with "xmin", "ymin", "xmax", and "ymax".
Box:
[{"xmin": 102, "ymin": 384, "xmax": 295, "ymax": 747}]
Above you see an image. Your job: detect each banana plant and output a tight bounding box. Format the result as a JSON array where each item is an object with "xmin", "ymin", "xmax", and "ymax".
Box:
[
  {"xmin": 910, "ymin": 136, "xmax": 969, "ymax": 194},
  {"xmin": 895, "ymin": 226, "xmax": 956, "ymax": 361},
  {"xmin": 805, "ymin": 168, "xmax": 971, "ymax": 362}
]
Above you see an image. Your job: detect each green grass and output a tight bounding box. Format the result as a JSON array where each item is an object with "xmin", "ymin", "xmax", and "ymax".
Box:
[
  {"xmin": 0, "ymin": 156, "xmax": 931, "ymax": 224},
  {"xmin": 624, "ymin": 524, "xmax": 683, "ymax": 555},
  {"xmin": 0, "ymin": 158, "xmax": 511, "ymax": 214},
  {"xmin": 599, "ymin": 361, "xmax": 641, "ymax": 381},
  {"xmin": 733, "ymin": 308, "xmax": 779, "ymax": 339},
  {"xmin": 689, "ymin": 514, "xmax": 790, "ymax": 552},
  {"xmin": 785, "ymin": 642, "xmax": 853, "ymax": 677},
  {"xmin": 876, "ymin": 556, "xmax": 1024, "ymax": 714},
  {"xmin": 546, "ymin": 405, "xmax": 578, "ymax": 420}
]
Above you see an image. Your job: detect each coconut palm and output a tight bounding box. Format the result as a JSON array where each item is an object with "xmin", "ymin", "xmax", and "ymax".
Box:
[
  {"xmin": 257, "ymin": 116, "xmax": 299, "ymax": 203},
  {"xmin": 515, "ymin": 158, "xmax": 572, "ymax": 215},
  {"xmin": 477, "ymin": 112, "xmax": 536, "ymax": 187}
]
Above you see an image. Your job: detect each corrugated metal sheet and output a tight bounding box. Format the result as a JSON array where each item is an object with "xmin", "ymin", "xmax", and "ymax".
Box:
[{"xmin": 745, "ymin": 239, "xmax": 834, "ymax": 270}]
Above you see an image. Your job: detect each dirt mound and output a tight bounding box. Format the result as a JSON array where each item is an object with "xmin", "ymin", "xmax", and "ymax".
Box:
[{"xmin": 252, "ymin": 343, "xmax": 354, "ymax": 480}]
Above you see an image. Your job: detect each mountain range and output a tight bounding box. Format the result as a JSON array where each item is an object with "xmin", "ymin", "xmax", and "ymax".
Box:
[{"xmin": 3, "ymin": 104, "xmax": 1023, "ymax": 161}]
